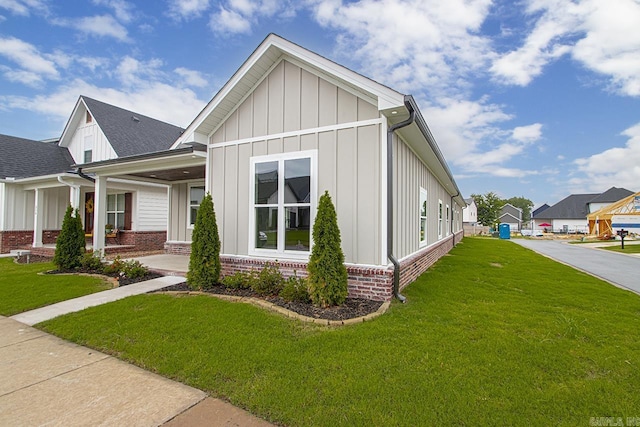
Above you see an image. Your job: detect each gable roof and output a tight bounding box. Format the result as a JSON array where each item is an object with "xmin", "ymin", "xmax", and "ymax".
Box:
[
  {"xmin": 175, "ymin": 33, "xmax": 464, "ymax": 205},
  {"xmin": 588, "ymin": 186, "xmax": 634, "ymax": 204},
  {"xmin": 464, "ymin": 198, "xmax": 475, "ymax": 206},
  {"xmin": 60, "ymin": 96, "xmax": 185, "ymax": 158},
  {"xmin": 532, "ymin": 203, "xmax": 550, "ymax": 217},
  {"xmin": 0, "ymin": 133, "xmax": 74, "ymax": 179},
  {"xmin": 535, "ymin": 193, "xmax": 599, "ymax": 220}
]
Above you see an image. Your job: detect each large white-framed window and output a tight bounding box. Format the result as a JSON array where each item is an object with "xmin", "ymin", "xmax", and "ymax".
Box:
[
  {"xmin": 446, "ymin": 204, "xmax": 450, "ymax": 236},
  {"xmin": 419, "ymin": 187, "xmax": 428, "ymax": 246},
  {"xmin": 249, "ymin": 150, "xmax": 317, "ymax": 258},
  {"xmin": 438, "ymin": 199, "xmax": 443, "ymax": 239},
  {"xmin": 188, "ymin": 185, "xmax": 205, "ymax": 228},
  {"xmin": 106, "ymin": 193, "xmax": 125, "ymax": 229}
]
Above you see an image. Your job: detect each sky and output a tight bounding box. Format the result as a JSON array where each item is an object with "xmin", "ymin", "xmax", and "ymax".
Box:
[{"xmin": 0, "ymin": 0, "xmax": 639, "ymax": 209}]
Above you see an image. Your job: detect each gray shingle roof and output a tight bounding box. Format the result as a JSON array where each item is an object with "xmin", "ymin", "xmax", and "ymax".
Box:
[
  {"xmin": 588, "ymin": 187, "xmax": 634, "ymax": 204},
  {"xmin": 535, "ymin": 194, "xmax": 599, "ymax": 220},
  {"xmin": 532, "ymin": 203, "xmax": 550, "ymax": 217},
  {"xmin": 0, "ymin": 134, "xmax": 74, "ymax": 179},
  {"xmin": 82, "ymin": 96, "xmax": 184, "ymax": 157}
]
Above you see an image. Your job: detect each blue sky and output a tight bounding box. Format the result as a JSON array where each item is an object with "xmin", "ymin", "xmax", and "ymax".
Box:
[{"xmin": 0, "ymin": 0, "xmax": 639, "ymax": 208}]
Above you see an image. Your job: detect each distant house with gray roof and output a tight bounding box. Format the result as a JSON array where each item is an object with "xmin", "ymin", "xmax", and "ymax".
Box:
[{"xmin": 533, "ymin": 187, "xmax": 634, "ymax": 233}]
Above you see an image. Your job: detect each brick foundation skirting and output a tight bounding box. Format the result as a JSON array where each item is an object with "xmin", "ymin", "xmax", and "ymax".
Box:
[
  {"xmin": 0, "ymin": 230, "xmax": 33, "ymax": 253},
  {"xmin": 164, "ymin": 233, "xmax": 463, "ymax": 302},
  {"xmin": 118, "ymin": 231, "xmax": 166, "ymax": 251}
]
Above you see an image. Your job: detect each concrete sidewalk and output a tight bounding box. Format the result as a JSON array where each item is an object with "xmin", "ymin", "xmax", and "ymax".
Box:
[
  {"xmin": 512, "ymin": 239, "xmax": 640, "ymax": 295},
  {"xmin": 0, "ymin": 316, "xmax": 273, "ymax": 426}
]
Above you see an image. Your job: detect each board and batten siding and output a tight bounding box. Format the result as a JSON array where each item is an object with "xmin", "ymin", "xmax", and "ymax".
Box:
[
  {"xmin": 2, "ymin": 185, "xmax": 67, "ymax": 231},
  {"xmin": 393, "ymin": 135, "xmax": 461, "ymax": 260},
  {"xmin": 207, "ymin": 59, "xmax": 383, "ymax": 265},
  {"xmin": 168, "ymin": 182, "xmax": 199, "ymax": 242},
  {"xmin": 67, "ymin": 121, "xmax": 117, "ymax": 164}
]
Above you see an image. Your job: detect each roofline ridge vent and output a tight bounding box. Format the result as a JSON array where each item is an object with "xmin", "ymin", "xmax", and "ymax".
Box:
[{"xmin": 132, "ymin": 116, "xmax": 140, "ymax": 122}]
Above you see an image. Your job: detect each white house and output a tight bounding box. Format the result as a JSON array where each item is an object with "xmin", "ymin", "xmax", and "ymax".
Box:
[{"xmin": 463, "ymin": 197, "xmax": 477, "ymax": 225}]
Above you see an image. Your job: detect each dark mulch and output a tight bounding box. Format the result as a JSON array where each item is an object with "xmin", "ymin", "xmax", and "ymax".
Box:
[
  {"xmin": 43, "ymin": 267, "xmax": 163, "ymax": 286},
  {"xmin": 157, "ymin": 282, "xmax": 384, "ymax": 321}
]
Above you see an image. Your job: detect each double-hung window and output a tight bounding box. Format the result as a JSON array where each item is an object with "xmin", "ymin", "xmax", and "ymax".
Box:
[
  {"xmin": 84, "ymin": 135, "xmax": 93, "ymax": 163},
  {"xmin": 446, "ymin": 204, "xmax": 450, "ymax": 236},
  {"xmin": 106, "ymin": 194, "xmax": 125, "ymax": 229},
  {"xmin": 419, "ymin": 188, "xmax": 427, "ymax": 246},
  {"xmin": 250, "ymin": 150, "xmax": 316, "ymax": 256},
  {"xmin": 189, "ymin": 185, "xmax": 205, "ymax": 227}
]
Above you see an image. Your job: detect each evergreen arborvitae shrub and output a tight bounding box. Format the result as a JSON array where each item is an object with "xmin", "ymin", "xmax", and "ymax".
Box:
[
  {"xmin": 308, "ymin": 191, "xmax": 348, "ymax": 307},
  {"xmin": 53, "ymin": 205, "xmax": 86, "ymax": 270},
  {"xmin": 187, "ymin": 193, "xmax": 221, "ymax": 290}
]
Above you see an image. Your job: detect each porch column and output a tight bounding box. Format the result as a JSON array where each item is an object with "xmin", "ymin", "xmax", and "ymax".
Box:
[
  {"xmin": 69, "ymin": 185, "xmax": 81, "ymax": 211},
  {"xmin": 92, "ymin": 175, "xmax": 107, "ymax": 256},
  {"xmin": 166, "ymin": 184, "xmax": 173, "ymax": 241},
  {"xmin": 32, "ymin": 188, "xmax": 44, "ymax": 247}
]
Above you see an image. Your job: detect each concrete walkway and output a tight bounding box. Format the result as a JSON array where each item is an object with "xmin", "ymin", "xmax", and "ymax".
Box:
[
  {"xmin": 512, "ymin": 239, "xmax": 640, "ymax": 295},
  {"xmin": 10, "ymin": 276, "xmax": 186, "ymax": 326}
]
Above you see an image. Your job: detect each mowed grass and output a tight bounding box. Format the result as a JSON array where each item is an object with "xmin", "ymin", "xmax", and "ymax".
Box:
[
  {"xmin": 602, "ymin": 243, "xmax": 640, "ymax": 254},
  {"xmin": 39, "ymin": 238, "xmax": 640, "ymax": 426},
  {"xmin": 0, "ymin": 257, "xmax": 113, "ymax": 316}
]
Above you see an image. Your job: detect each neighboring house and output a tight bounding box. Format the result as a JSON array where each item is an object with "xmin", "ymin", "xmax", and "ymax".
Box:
[
  {"xmin": 0, "ymin": 96, "xmax": 189, "ymax": 254},
  {"xmin": 85, "ymin": 34, "xmax": 465, "ymax": 301},
  {"xmin": 462, "ymin": 198, "xmax": 478, "ymax": 225},
  {"xmin": 499, "ymin": 203, "xmax": 522, "ymax": 231},
  {"xmin": 531, "ymin": 203, "xmax": 550, "ymax": 220},
  {"xmin": 534, "ymin": 187, "xmax": 633, "ymax": 233}
]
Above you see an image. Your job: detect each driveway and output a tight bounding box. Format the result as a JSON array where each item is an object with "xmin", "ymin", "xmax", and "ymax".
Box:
[{"xmin": 512, "ymin": 239, "xmax": 640, "ymax": 295}]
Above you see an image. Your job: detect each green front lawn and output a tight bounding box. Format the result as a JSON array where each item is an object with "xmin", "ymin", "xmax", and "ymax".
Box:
[
  {"xmin": 602, "ymin": 243, "xmax": 640, "ymax": 253},
  {"xmin": 0, "ymin": 258, "xmax": 113, "ymax": 316},
  {"xmin": 38, "ymin": 238, "xmax": 640, "ymax": 426}
]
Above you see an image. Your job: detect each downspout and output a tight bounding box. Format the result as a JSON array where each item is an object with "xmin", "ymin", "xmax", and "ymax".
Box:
[
  {"xmin": 450, "ymin": 192, "xmax": 459, "ymax": 245},
  {"xmin": 387, "ymin": 100, "xmax": 416, "ymax": 303}
]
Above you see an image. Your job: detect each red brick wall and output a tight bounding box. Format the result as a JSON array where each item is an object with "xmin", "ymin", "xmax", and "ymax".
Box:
[
  {"xmin": 118, "ymin": 231, "xmax": 166, "ymax": 251},
  {"xmin": 0, "ymin": 231, "xmax": 33, "ymax": 253},
  {"xmin": 42, "ymin": 230, "xmax": 60, "ymax": 244},
  {"xmin": 398, "ymin": 231, "xmax": 463, "ymax": 290},
  {"xmin": 164, "ymin": 233, "xmax": 463, "ymax": 302}
]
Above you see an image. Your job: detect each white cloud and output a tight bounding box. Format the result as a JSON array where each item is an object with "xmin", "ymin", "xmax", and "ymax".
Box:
[
  {"xmin": 512, "ymin": 123, "xmax": 542, "ymax": 143},
  {"xmin": 0, "ymin": 0, "xmax": 48, "ymax": 16},
  {"xmin": 75, "ymin": 14, "xmax": 129, "ymax": 41},
  {"xmin": 1, "ymin": 78, "xmax": 205, "ymax": 128},
  {"xmin": 168, "ymin": 0, "xmax": 210, "ymax": 20},
  {"xmin": 2, "ymin": 68, "xmax": 43, "ymax": 86},
  {"xmin": 115, "ymin": 56, "xmax": 164, "ymax": 86},
  {"xmin": 491, "ymin": 0, "xmax": 640, "ymax": 96},
  {"xmin": 209, "ymin": 0, "xmax": 296, "ymax": 35},
  {"xmin": 570, "ymin": 123, "xmax": 640, "ymax": 192},
  {"xmin": 92, "ymin": 0, "xmax": 136, "ymax": 23},
  {"xmin": 0, "ymin": 37, "xmax": 58, "ymax": 78},
  {"xmin": 174, "ymin": 67, "xmax": 208, "ymax": 87}
]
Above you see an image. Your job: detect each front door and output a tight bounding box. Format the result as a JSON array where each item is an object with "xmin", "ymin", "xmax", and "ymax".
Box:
[{"xmin": 84, "ymin": 192, "xmax": 94, "ymax": 234}]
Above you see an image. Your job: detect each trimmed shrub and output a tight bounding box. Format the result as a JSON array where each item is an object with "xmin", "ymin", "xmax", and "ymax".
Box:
[
  {"xmin": 280, "ymin": 274, "xmax": 310, "ymax": 303},
  {"xmin": 187, "ymin": 193, "xmax": 221, "ymax": 290},
  {"xmin": 251, "ymin": 262, "xmax": 284, "ymax": 296},
  {"xmin": 81, "ymin": 251, "xmax": 105, "ymax": 272},
  {"xmin": 53, "ymin": 206, "xmax": 86, "ymax": 270},
  {"xmin": 308, "ymin": 191, "xmax": 348, "ymax": 307},
  {"xmin": 103, "ymin": 256, "xmax": 148, "ymax": 279},
  {"xmin": 221, "ymin": 271, "xmax": 252, "ymax": 290}
]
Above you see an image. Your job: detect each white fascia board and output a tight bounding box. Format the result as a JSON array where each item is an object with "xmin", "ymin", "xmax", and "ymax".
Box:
[
  {"xmin": 84, "ymin": 152, "xmax": 206, "ymax": 177},
  {"xmin": 58, "ymin": 97, "xmax": 85, "ymax": 148},
  {"xmin": 19, "ymin": 173, "xmax": 85, "ymax": 190}
]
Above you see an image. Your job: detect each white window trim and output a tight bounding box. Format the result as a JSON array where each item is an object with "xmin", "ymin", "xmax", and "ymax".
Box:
[
  {"xmin": 248, "ymin": 149, "xmax": 317, "ymax": 260},
  {"xmin": 419, "ymin": 187, "xmax": 428, "ymax": 247},
  {"xmin": 438, "ymin": 199, "xmax": 443, "ymax": 240},
  {"xmin": 106, "ymin": 193, "xmax": 125, "ymax": 229},
  {"xmin": 187, "ymin": 183, "xmax": 205, "ymax": 229},
  {"xmin": 446, "ymin": 204, "xmax": 450, "ymax": 236}
]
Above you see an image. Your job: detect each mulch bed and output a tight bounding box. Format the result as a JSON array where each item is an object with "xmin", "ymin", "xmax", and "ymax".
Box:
[{"xmin": 158, "ymin": 282, "xmax": 384, "ymax": 321}]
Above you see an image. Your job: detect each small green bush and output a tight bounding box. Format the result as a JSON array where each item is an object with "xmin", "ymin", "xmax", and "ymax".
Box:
[
  {"xmin": 187, "ymin": 193, "xmax": 221, "ymax": 290},
  {"xmin": 308, "ymin": 191, "xmax": 348, "ymax": 307},
  {"xmin": 280, "ymin": 274, "xmax": 310, "ymax": 303},
  {"xmin": 81, "ymin": 252, "xmax": 105, "ymax": 272},
  {"xmin": 103, "ymin": 256, "xmax": 148, "ymax": 279},
  {"xmin": 221, "ymin": 271, "xmax": 252, "ymax": 289},
  {"xmin": 251, "ymin": 262, "xmax": 284, "ymax": 296},
  {"xmin": 53, "ymin": 205, "xmax": 86, "ymax": 270}
]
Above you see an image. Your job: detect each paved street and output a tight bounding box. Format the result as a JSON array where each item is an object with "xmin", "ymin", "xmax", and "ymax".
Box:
[{"xmin": 512, "ymin": 239, "xmax": 640, "ymax": 295}]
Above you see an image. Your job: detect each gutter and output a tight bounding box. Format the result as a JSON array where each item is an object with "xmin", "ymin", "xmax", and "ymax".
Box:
[
  {"xmin": 387, "ymin": 99, "xmax": 416, "ymax": 303},
  {"xmin": 75, "ymin": 168, "xmax": 95, "ymax": 183}
]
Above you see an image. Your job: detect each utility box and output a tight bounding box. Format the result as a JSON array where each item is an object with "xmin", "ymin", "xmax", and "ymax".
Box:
[{"xmin": 499, "ymin": 223, "xmax": 511, "ymax": 239}]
